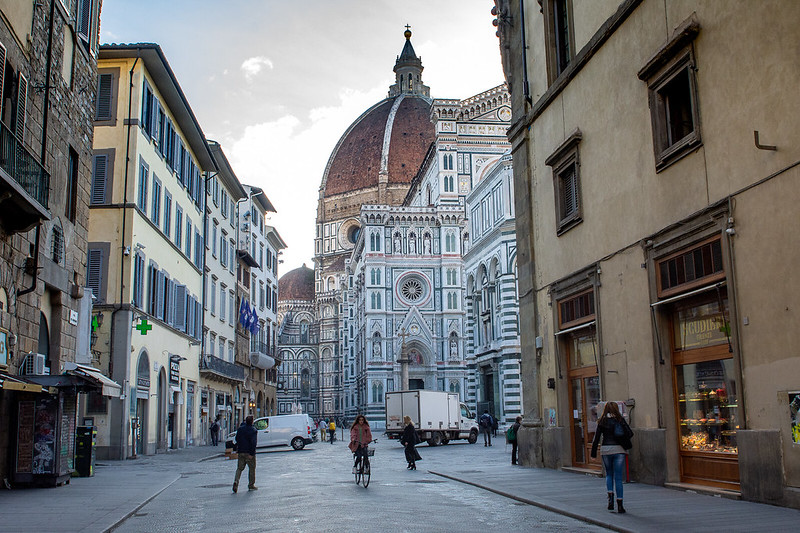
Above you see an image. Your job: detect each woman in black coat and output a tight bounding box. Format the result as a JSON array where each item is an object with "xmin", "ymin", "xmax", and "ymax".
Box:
[
  {"xmin": 400, "ymin": 415, "xmax": 421, "ymax": 470},
  {"xmin": 590, "ymin": 402, "xmax": 633, "ymax": 514}
]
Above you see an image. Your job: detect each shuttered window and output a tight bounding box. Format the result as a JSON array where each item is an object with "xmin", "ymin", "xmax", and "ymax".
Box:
[
  {"xmin": 175, "ymin": 285, "xmax": 187, "ymax": 332},
  {"xmin": 86, "ymin": 248, "xmax": 104, "ymax": 302},
  {"xmin": 163, "ymin": 192, "xmax": 172, "ymax": 237},
  {"xmin": 0, "ymin": 42, "xmax": 7, "ymax": 109},
  {"xmin": 91, "ymin": 154, "xmax": 108, "ymax": 204},
  {"xmin": 132, "ymin": 253, "xmax": 144, "ymax": 309},
  {"xmin": 559, "ymin": 163, "xmax": 578, "ymax": 220},
  {"xmin": 187, "ymin": 296, "xmax": 195, "ymax": 337},
  {"xmin": 95, "ymin": 73, "xmax": 113, "ymax": 120},
  {"xmin": 151, "ymin": 176, "xmax": 161, "ymax": 226},
  {"xmin": 16, "ymin": 73, "xmax": 28, "ymax": 142},
  {"xmin": 137, "ymin": 161, "xmax": 148, "ymax": 212},
  {"xmin": 175, "ymin": 206, "xmax": 183, "ymax": 249},
  {"xmin": 155, "ymin": 270, "xmax": 165, "ymax": 320},
  {"xmin": 185, "ymin": 219, "xmax": 192, "ymax": 258}
]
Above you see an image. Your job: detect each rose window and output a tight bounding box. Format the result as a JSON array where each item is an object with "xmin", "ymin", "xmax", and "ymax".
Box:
[{"xmin": 401, "ymin": 278, "xmax": 424, "ymax": 302}]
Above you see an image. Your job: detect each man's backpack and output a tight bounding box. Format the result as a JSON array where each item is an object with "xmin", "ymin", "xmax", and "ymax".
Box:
[
  {"xmin": 480, "ymin": 414, "xmax": 492, "ymax": 428},
  {"xmin": 506, "ymin": 425, "xmax": 517, "ymax": 442}
]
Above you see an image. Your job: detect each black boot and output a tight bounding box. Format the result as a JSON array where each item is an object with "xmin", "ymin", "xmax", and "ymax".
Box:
[
  {"xmin": 616, "ymin": 499, "xmax": 626, "ymax": 514},
  {"xmin": 607, "ymin": 492, "xmax": 614, "ymax": 510}
]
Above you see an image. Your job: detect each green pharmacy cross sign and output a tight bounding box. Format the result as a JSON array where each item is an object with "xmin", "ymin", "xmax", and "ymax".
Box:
[{"xmin": 136, "ymin": 318, "xmax": 153, "ymax": 335}]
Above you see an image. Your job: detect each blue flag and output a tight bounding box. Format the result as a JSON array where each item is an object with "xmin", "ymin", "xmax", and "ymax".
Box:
[
  {"xmin": 239, "ymin": 299, "xmax": 251, "ymax": 329},
  {"xmin": 250, "ymin": 308, "xmax": 260, "ymax": 336}
]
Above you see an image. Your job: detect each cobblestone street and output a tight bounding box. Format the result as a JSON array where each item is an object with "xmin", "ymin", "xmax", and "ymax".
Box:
[{"xmin": 111, "ymin": 437, "xmax": 608, "ymax": 533}]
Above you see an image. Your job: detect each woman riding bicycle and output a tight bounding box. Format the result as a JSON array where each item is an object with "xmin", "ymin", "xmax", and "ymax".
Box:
[{"xmin": 348, "ymin": 414, "xmax": 373, "ymax": 473}]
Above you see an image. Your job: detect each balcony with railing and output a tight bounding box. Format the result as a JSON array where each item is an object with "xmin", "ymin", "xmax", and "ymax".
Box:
[
  {"xmin": 249, "ymin": 339, "xmax": 277, "ymax": 369},
  {"xmin": 0, "ymin": 121, "xmax": 50, "ymax": 233},
  {"xmin": 199, "ymin": 355, "xmax": 245, "ymax": 384}
]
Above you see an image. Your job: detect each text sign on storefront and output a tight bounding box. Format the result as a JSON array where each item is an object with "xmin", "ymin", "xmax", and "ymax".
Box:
[
  {"xmin": 169, "ymin": 356, "xmax": 180, "ymax": 385},
  {"xmin": 673, "ymin": 302, "xmax": 729, "ymax": 350}
]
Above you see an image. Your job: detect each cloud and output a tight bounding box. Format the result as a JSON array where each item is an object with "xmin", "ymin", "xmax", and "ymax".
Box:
[
  {"xmin": 226, "ymin": 84, "xmax": 387, "ymax": 272},
  {"xmin": 241, "ymin": 56, "xmax": 274, "ymax": 81}
]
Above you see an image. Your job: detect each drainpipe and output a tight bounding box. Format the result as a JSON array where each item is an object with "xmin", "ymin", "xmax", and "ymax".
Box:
[{"xmin": 109, "ymin": 52, "xmax": 139, "ymax": 460}]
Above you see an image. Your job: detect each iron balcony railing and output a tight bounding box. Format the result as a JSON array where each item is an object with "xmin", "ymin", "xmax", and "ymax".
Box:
[
  {"xmin": 249, "ymin": 339, "xmax": 274, "ymax": 357},
  {"xmin": 0, "ymin": 121, "xmax": 50, "ymax": 209},
  {"xmin": 199, "ymin": 355, "xmax": 245, "ymax": 382}
]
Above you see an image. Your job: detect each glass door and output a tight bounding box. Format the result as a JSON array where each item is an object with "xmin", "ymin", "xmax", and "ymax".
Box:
[{"xmin": 567, "ymin": 330, "xmax": 601, "ymax": 470}]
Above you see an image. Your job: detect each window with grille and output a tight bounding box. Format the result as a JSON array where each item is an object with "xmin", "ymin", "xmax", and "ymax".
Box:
[
  {"xmin": 558, "ymin": 288, "xmax": 595, "ymax": 330},
  {"xmin": 657, "ymin": 237, "xmax": 724, "ymax": 298},
  {"xmin": 51, "ymin": 225, "xmax": 63, "ymax": 265}
]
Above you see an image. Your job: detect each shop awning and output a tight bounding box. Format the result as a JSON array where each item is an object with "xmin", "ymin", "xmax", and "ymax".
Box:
[
  {"xmin": 554, "ymin": 320, "xmax": 596, "ymax": 337},
  {"xmin": 64, "ymin": 362, "xmax": 122, "ymax": 397},
  {"xmin": 0, "ymin": 372, "xmax": 45, "ymax": 393}
]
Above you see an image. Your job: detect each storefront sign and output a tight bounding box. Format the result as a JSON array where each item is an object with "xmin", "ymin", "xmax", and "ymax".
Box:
[
  {"xmin": 673, "ymin": 302, "xmax": 728, "ymax": 350},
  {"xmin": 169, "ymin": 356, "xmax": 180, "ymax": 385}
]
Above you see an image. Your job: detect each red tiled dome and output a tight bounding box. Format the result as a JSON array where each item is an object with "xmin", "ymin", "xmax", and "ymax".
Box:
[
  {"xmin": 278, "ymin": 264, "xmax": 315, "ymax": 301},
  {"xmin": 322, "ymin": 95, "xmax": 435, "ymax": 197}
]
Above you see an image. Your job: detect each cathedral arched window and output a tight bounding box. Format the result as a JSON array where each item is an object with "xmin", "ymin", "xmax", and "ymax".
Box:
[
  {"xmin": 301, "ymin": 369, "xmax": 310, "ymax": 399},
  {"xmin": 448, "ymin": 154, "xmax": 453, "ymax": 171},
  {"xmin": 372, "ymin": 381, "xmax": 384, "ymax": 403},
  {"xmin": 445, "ymin": 232, "xmax": 456, "ymax": 252}
]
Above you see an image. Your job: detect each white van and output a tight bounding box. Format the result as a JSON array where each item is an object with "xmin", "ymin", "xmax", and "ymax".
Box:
[{"xmin": 228, "ymin": 414, "xmax": 314, "ymax": 451}]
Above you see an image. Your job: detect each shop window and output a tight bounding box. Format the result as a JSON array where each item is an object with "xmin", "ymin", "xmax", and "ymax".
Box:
[
  {"xmin": 657, "ymin": 237, "xmax": 724, "ymax": 298},
  {"xmin": 638, "ymin": 17, "xmax": 701, "ymax": 171}
]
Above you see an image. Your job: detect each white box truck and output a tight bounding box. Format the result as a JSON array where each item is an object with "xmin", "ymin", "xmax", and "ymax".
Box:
[{"xmin": 385, "ymin": 390, "xmax": 479, "ymax": 446}]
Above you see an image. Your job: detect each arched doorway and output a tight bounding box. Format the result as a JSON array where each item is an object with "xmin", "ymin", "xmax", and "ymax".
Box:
[
  {"xmin": 406, "ymin": 343, "xmax": 430, "ymax": 390},
  {"xmin": 135, "ymin": 352, "xmax": 150, "ymax": 455}
]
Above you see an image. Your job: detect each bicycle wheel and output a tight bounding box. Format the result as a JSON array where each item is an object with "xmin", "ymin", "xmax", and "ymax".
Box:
[
  {"xmin": 354, "ymin": 457, "xmax": 362, "ymax": 485},
  {"xmin": 362, "ymin": 457, "xmax": 371, "ymax": 488}
]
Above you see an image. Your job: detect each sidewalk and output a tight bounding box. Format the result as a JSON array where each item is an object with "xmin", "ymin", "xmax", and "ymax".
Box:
[
  {"xmin": 0, "ymin": 445, "xmax": 223, "ymax": 533},
  {"xmin": 430, "ymin": 462, "xmax": 800, "ymax": 533}
]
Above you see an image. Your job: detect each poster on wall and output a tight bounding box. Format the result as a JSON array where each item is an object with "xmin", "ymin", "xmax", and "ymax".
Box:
[
  {"xmin": 789, "ymin": 392, "xmax": 800, "ymax": 445},
  {"xmin": 32, "ymin": 397, "xmax": 58, "ymax": 474},
  {"xmin": 16, "ymin": 401, "xmax": 34, "ymax": 473}
]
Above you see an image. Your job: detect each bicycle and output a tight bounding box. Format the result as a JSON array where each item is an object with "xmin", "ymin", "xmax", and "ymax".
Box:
[{"xmin": 353, "ymin": 439, "xmax": 378, "ymax": 488}]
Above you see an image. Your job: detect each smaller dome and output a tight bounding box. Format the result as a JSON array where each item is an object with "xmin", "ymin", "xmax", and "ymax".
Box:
[{"xmin": 279, "ymin": 264, "xmax": 315, "ymax": 301}]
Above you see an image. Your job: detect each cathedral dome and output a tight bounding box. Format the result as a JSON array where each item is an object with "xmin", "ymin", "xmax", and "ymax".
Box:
[
  {"xmin": 320, "ymin": 29, "xmax": 435, "ymax": 198},
  {"xmin": 278, "ymin": 264, "xmax": 315, "ymax": 301}
]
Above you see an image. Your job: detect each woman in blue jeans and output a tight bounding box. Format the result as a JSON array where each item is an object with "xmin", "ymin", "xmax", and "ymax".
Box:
[{"xmin": 591, "ymin": 402, "xmax": 633, "ymax": 514}]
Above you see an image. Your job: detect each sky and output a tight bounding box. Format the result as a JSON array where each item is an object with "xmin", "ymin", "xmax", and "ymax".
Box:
[{"xmin": 100, "ymin": 0, "xmax": 505, "ymax": 273}]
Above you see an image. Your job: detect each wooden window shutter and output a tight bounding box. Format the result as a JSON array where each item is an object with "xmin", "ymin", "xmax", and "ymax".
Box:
[
  {"xmin": 95, "ymin": 73, "xmax": 113, "ymax": 120},
  {"xmin": 90, "ymin": 154, "xmax": 107, "ymax": 204},
  {"xmin": 16, "ymin": 73, "xmax": 28, "ymax": 142},
  {"xmin": 156, "ymin": 270, "xmax": 165, "ymax": 320},
  {"xmin": 0, "ymin": 41, "xmax": 6, "ymax": 110},
  {"xmin": 77, "ymin": 0, "xmax": 91, "ymax": 39},
  {"xmin": 175, "ymin": 284, "xmax": 186, "ymax": 332},
  {"xmin": 86, "ymin": 248, "xmax": 103, "ymax": 301}
]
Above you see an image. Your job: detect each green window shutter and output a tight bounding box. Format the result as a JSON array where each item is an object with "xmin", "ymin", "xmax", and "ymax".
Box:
[{"xmin": 95, "ymin": 73, "xmax": 113, "ymax": 120}]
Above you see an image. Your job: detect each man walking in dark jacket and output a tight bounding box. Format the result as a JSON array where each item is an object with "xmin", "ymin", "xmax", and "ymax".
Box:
[{"xmin": 233, "ymin": 415, "xmax": 258, "ymax": 492}]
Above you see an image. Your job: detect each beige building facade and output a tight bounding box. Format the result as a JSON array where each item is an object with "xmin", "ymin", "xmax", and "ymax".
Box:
[
  {"xmin": 90, "ymin": 44, "xmax": 216, "ymax": 458},
  {"xmin": 497, "ymin": 0, "xmax": 800, "ymax": 505}
]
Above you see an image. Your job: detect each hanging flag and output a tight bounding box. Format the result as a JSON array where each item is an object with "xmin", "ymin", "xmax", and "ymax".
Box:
[
  {"xmin": 250, "ymin": 308, "xmax": 260, "ymax": 336},
  {"xmin": 240, "ymin": 299, "xmax": 251, "ymax": 329}
]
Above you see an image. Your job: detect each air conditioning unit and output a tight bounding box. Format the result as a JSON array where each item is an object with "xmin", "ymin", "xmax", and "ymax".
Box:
[{"xmin": 20, "ymin": 353, "xmax": 46, "ymax": 375}]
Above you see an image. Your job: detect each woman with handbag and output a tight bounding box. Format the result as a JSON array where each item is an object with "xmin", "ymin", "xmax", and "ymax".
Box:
[
  {"xmin": 400, "ymin": 416, "xmax": 422, "ymax": 470},
  {"xmin": 590, "ymin": 402, "xmax": 633, "ymax": 514}
]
